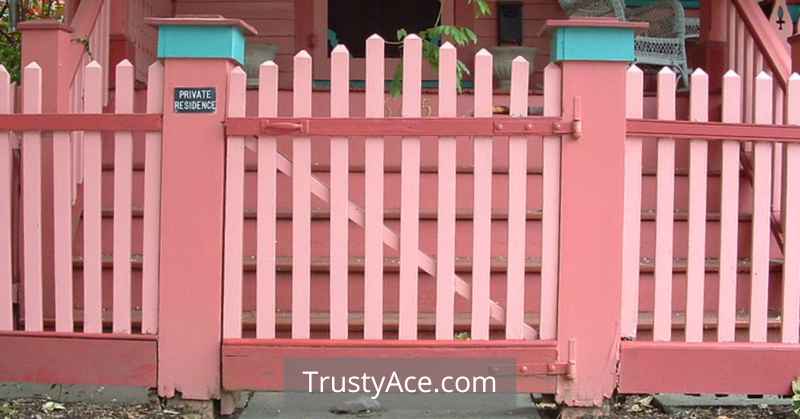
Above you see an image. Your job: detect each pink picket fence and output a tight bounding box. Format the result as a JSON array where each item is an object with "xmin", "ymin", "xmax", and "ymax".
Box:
[
  {"xmin": 0, "ymin": 59, "xmax": 162, "ymax": 386},
  {"xmin": 619, "ymin": 64, "xmax": 800, "ymax": 394},
  {"xmin": 220, "ymin": 37, "xmax": 572, "ymax": 392}
]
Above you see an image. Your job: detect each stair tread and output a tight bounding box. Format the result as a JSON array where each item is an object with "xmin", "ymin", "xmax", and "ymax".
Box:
[
  {"xmin": 71, "ymin": 254, "xmax": 783, "ymax": 273},
  {"xmin": 105, "ymin": 207, "xmax": 754, "ymax": 221},
  {"xmin": 28, "ymin": 309, "xmax": 781, "ymax": 333}
]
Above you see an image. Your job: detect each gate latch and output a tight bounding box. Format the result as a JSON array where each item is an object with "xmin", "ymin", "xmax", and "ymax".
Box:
[{"xmin": 259, "ymin": 119, "xmax": 307, "ymax": 135}]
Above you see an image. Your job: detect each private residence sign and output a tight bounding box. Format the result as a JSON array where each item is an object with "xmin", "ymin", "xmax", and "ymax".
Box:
[{"xmin": 174, "ymin": 87, "xmax": 216, "ymax": 113}]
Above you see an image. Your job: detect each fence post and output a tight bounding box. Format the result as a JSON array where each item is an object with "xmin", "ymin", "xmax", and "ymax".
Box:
[
  {"xmin": 543, "ymin": 18, "xmax": 645, "ymax": 408},
  {"xmin": 146, "ymin": 16, "xmax": 257, "ymax": 402}
]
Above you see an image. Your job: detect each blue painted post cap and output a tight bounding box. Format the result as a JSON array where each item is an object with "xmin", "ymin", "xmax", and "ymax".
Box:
[
  {"xmin": 146, "ymin": 16, "xmax": 258, "ymax": 66},
  {"xmin": 540, "ymin": 18, "xmax": 649, "ymax": 63}
]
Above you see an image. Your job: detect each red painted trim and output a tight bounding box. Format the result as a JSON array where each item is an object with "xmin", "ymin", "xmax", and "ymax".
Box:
[
  {"xmin": 222, "ymin": 340, "xmax": 558, "ymax": 392},
  {"xmin": 224, "ymin": 338, "xmax": 557, "ymax": 348},
  {"xmin": 225, "ymin": 117, "xmax": 565, "ymax": 137},
  {"xmin": 145, "ymin": 16, "xmax": 258, "ymax": 36},
  {"xmin": 0, "ymin": 333, "xmax": 157, "ymax": 387},
  {"xmin": 540, "ymin": 18, "xmax": 649, "ymax": 36},
  {"xmin": 619, "ymin": 341, "xmax": 800, "ymax": 395},
  {"xmin": 731, "ymin": 0, "xmax": 790, "ymax": 89},
  {"xmin": 0, "ymin": 114, "xmax": 162, "ymax": 132},
  {"xmin": 628, "ymin": 118, "xmax": 800, "ymax": 142},
  {"xmin": 17, "ymin": 20, "xmax": 74, "ymax": 32},
  {"xmin": 0, "ymin": 330, "xmax": 156, "ymax": 341}
]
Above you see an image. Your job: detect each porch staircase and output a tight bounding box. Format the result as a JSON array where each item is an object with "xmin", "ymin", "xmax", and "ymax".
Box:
[{"xmin": 60, "ymin": 117, "xmax": 785, "ymax": 341}]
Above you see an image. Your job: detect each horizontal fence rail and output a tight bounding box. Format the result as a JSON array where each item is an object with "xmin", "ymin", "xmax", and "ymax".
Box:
[
  {"xmin": 222, "ymin": 37, "xmax": 563, "ymax": 342},
  {"xmin": 0, "ymin": 60, "xmax": 163, "ymax": 335}
]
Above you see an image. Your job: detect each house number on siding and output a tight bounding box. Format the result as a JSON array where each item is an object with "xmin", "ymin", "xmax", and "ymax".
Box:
[{"xmin": 174, "ymin": 87, "xmax": 216, "ymax": 113}]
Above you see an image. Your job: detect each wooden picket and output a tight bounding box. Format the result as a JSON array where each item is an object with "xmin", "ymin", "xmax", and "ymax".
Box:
[
  {"xmin": 257, "ymin": 61, "xmax": 279, "ymax": 340},
  {"xmin": 0, "ymin": 65, "xmax": 11, "ymax": 332},
  {"xmin": 719, "ymin": 70, "xmax": 742, "ymax": 343},
  {"xmin": 654, "ymin": 67, "xmax": 676, "ymax": 342},
  {"xmin": 22, "ymin": 63, "xmax": 43, "ymax": 332},
  {"xmin": 686, "ymin": 69, "xmax": 709, "ymax": 343},
  {"xmin": 83, "ymin": 62, "xmax": 104, "ymax": 334}
]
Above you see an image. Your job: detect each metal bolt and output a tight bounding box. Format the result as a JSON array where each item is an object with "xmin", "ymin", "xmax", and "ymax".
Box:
[
  {"xmin": 496, "ymin": 123, "xmax": 504, "ymax": 130},
  {"xmin": 519, "ymin": 365, "xmax": 528, "ymax": 374},
  {"xmin": 526, "ymin": 123, "xmax": 534, "ymax": 130}
]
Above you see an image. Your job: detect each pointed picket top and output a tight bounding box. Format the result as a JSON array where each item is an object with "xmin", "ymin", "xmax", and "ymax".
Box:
[
  {"xmin": 331, "ymin": 44, "xmax": 349, "ymax": 55},
  {"xmin": 512, "ymin": 55, "xmax": 529, "ymax": 65},
  {"xmin": 116, "ymin": 59, "xmax": 133, "ymax": 69},
  {"xmin": 543, "ymin": 63, "xmax": 562, "ymax": 118},
  {"xmin": 295, "ymin": 50, "xmax": 312, "ymax": 60},
  {"xmin": 258, "ymin": 60, "xmax": 279, "ymax": 118},
  {"xmin": 440, "ymin": 41, "xmax": 455, "ymax": 51},
  {"xmin": 231, "ymin": 65, "xmax": 246, "ymax": 77},
  {"xmin": 404, "ymin": 33, "xmax": 422, "ymax": 42},
  {"xmin": 756, "ymin": 70, "xmax": 772, "ymax": 81},
  {"xmin": 476, "ymin": 48, "xmax": 492, "ymax": 57},
  {"xmin": 658, "ymin": 66, "xmax": 675, "ymax": 76},
  {"xmin": 790, "ymin": 72, "xmax": 800, "ymax": 81},
  {"xmin": 474, "ymin": 49, "xmax": 493, "ymax": 117},
  {"xmin": 626, "ymin": 64, "xmax": 643, "ymax": 119},
  {"xmin": 657, "ymin": 66, "xmax": 676, "ymax": 120},
  {"xmin": 25, "ymin": 61, "xmax": 41, "ymax": 71},
  {"xmin": 261, "ymin": 60, "xmax": 278, "ymax": 70},
  {"xmin": 723, "ymin": 69, "xmax": 740, "ymax": 79},
  {"xmin": 0, "ymin": 64, "xmax": 8, "ymax": 81},
  {"xmin": 627, "ymin": 64, "xmax": 643, "ymax": 75},
  {"xmin": 86, "ymin": 60, "xmax": 101, "ymax": 70},
  {"xmin": 146, "ymin": 61, "xmax": 164, "ymax": 114},
  {"xmin": 722, "ymin": 69, "xmax": 742, "ymax": 123},
  {"xmin": 690, "ymin": 68, "xmax": 709, "ymax": 122},
  {"xmin": 367, "ymin": 33, "xmax": 384, "ymax": 41}
]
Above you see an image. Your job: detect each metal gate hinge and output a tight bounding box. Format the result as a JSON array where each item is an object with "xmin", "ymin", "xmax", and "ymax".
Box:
[{"xmin": 553, "ymin": 96, "xmax": 582, "ymax": 140}]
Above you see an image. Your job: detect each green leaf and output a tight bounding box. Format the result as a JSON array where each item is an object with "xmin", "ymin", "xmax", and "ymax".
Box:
[
  {"xmin": 396, "ymin": 28, "xmax": 408, "ymax": 41},
  {"xmin": 389, "ymin": 63, "xmax": 403, "ymax": 97}
]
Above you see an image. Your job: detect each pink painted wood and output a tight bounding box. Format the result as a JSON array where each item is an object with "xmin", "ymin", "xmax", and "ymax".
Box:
[
  {"xmin": 540, "ymin": 63, "xmax": 562, "ymax": 341},
  {"xmin": 736, "ymin": 15, "xmax": 745, "ymax": 81},
  {"xmin": 142, "ymin": 61, "xmax": 163, "ymax": 335},
  {"xmin": 506, "ymin": 56, "xmax": 529, "ymax": 340},
  {"xmin": 113, "ymin": 60, "xmax": 134, "ymax": 334},
  {"xmin": 727, "ymin": 5, "xmax": 736, "ymax": 69},
  {"xmin": 686, "ymin": 69, "xmax": 709, "ymax": 343},
  {"xmin": 750, "ymin": 71, "xmax": 773, "ymax": 343},
  {"xmin": 622, "ymin": 64, "xmax": 644, "ymax": 340},
  {"xmin": 435, "ymin": 42, "xmax": 457, "ymax": 341},
  {"xmin": 223, "ymin": 67, "xmax": 247, "ymax": 339},
  {"xmin": 292, "ymin": 51, "xmax": 313, "ymax": 339},
  {"xmin": 83, "ymin": 61, "xmax": 103, "ymax": 334},
  {"xmin": 399, "ymin": 35, "xmax": 422, "ymax": 340},
  {"xmin": 782, "ymin": 73, "xmax": 800, "ymax": 344},
  {"xmin": 329, "ymin": 45, "xmax": 350, "ymax": 340},
  {"xmin": 718, "ymin": 70, "xmax": 742, "ymax": 343},
  {"xmin": 364, "ymin": 35, "xmax": 385, "ymax": 340},
  {"xmin": 745, "ymin": 35, "xmax": 755, "ymax": 122},
  {"xmin": 53, "ymin": 131, "xmax": 73, "ymax": 331},
  {"xmin": 654, "ymin": 67, "xmax": 676, "ymax": 342},
  {"xmin": 22, "ymin": 62, "xmax": 43, "ymax": 332},
  {"xmin": 0, "ymin": 65, "xmax": 11, "ymax": 331},
  {"xmin": 471, "ymin": 49, "xmax": 493, "ymax": 341},
  {"xmin": 257, "ymin": 61, "xmax": 279, "ymax": 339},
  {"xmin": 781, "ymin": 73, "xmax": 800, "ymax": 344}
]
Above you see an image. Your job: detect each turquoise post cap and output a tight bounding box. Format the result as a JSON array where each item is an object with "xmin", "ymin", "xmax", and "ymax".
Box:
[
  {"xmin": 540, "ymin": 18, "xmax": 649, "ymax": 63},
  {"xmin": 146, "ymin": 15, "xmax": 258, "ymax": 66}
]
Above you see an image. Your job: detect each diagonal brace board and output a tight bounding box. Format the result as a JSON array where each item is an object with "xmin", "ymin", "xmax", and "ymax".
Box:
[{"xmin": 273, "ymin": 152, "xmax": 538, "ymax": 340}]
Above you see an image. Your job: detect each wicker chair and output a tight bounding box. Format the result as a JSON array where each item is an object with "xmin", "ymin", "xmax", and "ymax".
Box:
[{"xmin": 558, "ymin": 0, "xmax": 691, "ymax": 86}]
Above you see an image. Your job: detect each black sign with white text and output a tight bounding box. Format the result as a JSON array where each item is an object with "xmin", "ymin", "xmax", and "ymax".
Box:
[{"xmin": 174, "ymin": 87, "xmax": 216, "ymax": 113}]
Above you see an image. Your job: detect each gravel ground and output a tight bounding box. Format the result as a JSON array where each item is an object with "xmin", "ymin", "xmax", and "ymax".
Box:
[
  {"xmin": 0, "ymin": 398, "xmax": 198, "ymax": 419},
  {"xmin": 536, "ymin": 395, "xmax": 796, "ymax": 419},
  {"xmin": 0, "ymin": 394, "xmax": 797, "ymax": 418}
]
